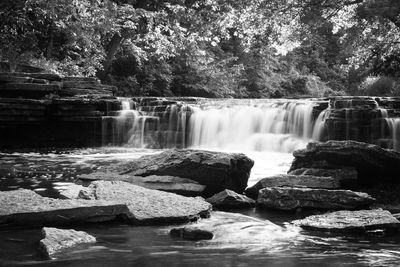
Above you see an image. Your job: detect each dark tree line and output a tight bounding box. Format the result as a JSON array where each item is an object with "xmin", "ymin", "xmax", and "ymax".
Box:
[{"xmin": 1, "ymin": 0, "xmax": 399, "ymax": 97}]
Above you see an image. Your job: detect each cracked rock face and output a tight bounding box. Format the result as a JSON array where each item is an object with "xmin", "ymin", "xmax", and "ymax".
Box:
[
  {"xmin": 78, "ymin": 181, "xmax": 212, "ymax": 225},
  {"xmin": 38, "ymin": 227, "xmax": 96, "ymax": 259},
  {"xmin": 256, "ymin": 187, "xmax": 375, "ymax": 211},
  {"xmin": 292, "ymin": 209, "xmax": 400, "ymax": 233},
  {"xmin": 0, "ymin": 189, "xmax": 129, "ymax": 228},
  {"xmin": 107, "ymin": 149, "xmax": 254, "ymax": 195}
]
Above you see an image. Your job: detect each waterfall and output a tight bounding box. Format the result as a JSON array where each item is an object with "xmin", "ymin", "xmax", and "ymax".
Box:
[
  {"xmin": 103, "ymin": 98, "xmax": 327, "ymax": 152},
  {"xmin": 188, "ymin": 100, "xmax": 318, "ymax": 152},
  {"xmin": 386, "ymin": 118, "xmax": 400, "ymax": 151}
]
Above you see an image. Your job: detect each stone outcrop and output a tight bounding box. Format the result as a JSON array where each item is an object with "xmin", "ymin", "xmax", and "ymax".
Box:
[
  {"xmin": 288, "ymin": 168, "xmax": 358, "ymax": 188},
  {"xmin": 79, "ymin": 172, "xmax": 206, "ymax": 196},
  {"xmin": 245, "ymin": 174, "xmax": 340, "ymax": 199},
  {"xmin": 74, "ymin": 181, "xmax": 212, "ymax": 225},
  {"xmin": 289, "ymin": 140, "xmax": 400, "ymax": 184},
  {"xmin": 206, "ymin": 190, "xmax": 255, "ymax": 209},
  {"xmin": 170, "ymin": 227, "xmax": 214, "ymax": 241},
  {"xmin": 293, "ymin": 209, "xmax": 400, "ymax": 233},
  {"xmin": 38, "ymin": 227, "xmax": 96, "ymax": 259},
  {"xmin": 256, "ymin": 187, "xmax": 375, "ymax": 211},
  {"xmin": 109, "ymin": 149, "xmax": 254, "ymax": 195},
  {"xmin": 0, "ymin": 189, "xmax": 129, "ymax": 228}
]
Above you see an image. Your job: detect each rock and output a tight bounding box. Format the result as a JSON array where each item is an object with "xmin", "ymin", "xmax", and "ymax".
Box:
[
  {"xmin": 256, "ymin": 187, "xmax": 375, "ymax": 211},
  {"xmin": 0, "ymin": 72, "xmax": 62, "ymax": 81},
  {"xmin": 170, "ymin": 227, "xmax": 214, "ymax": 241},
  {"xmin": 245, "ymin": 174, "xmax": 340, "ymax": 199},
  {"xmin": 292, "ymin": 209, "xmax": 400, "ymax": 233},
  {"xmin": 289, "ymin": 141, "xmax": 400, "ymax": 184},
  {"xmin": 79, "ymin": 172, "xmax": 206, "ymax": 196},
  {"xmin": 76, "ymin": 181, "xmax": 212, "ymax": 225},
  {"xmin": 0, "ymin": 83, "xmax": 60, "ymax": 98},
  {"xmin": 109, "ymin": 149, "xmax": 254, "ymax": 195},
  {"xmin": 0, "ymin": 189, "xmax": 129, "ymax": 228},
  {"xmin": 206, "ymin": 189, "xmax": 255, "ymax": 209},
  {"xmin": 168, "ymin": 211, "xmax": 297, "ymax": 249},
  {"xmin": 58, "ymin": 184, "xmax": 87, "ymax": 199},
  {"xmin": 38, "ymin": 227, "xmax": 96, "ymax": 259},
  {"xmin": 288, "ymin": 168, "xmax": 358, "ymax": 188}
]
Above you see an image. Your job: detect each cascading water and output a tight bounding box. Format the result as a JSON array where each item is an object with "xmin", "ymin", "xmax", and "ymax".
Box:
[
  {"xmin": 104, "ymin": 98, "xmax": 326, "ymax": 153},
  {"xmin": 188, "ymin": 100, "xmax": 318, "ymax": 153},
  {"xmin": 386, "ymin": 118, "xmax": 400, "ymax": 151}
]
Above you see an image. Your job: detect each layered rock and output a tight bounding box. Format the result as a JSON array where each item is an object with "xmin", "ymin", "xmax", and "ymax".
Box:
[
  {"xmin": 289, "ymin": 140, "xmax": 400, "ymax": 184},
  {"xmin": 79, "ymin": 172, "xmax": 206, "ymax": 196},
  {"xmin": 245, "ymin": 174, "xmax": 340, "ymax": 199},
  {"xmin": 109, "ymin": 149, "xmax": 254, "ymax": 195},
  {"xmin": 206, "ymin": 190, "xmax": 255, "ymax": 209},
  {"xmin": 288, "ymin": 168, "xmax": 358, "ymax": 188},
  {"xmin": 293, "ymin": 209, "xmax": 400, "ymax": 233},
  {"xmin": 74, "ymin": 181, "xmax": 212, "ymax": 225},
  {"xmin": 256, "ymin": 187, "xmax": 375, "ymax": 211},
  {"xmin": 38, "ymin": 227, "xmax": 96, "ymax": 259},
  {"xmin": 0, "ymin": 189, "xmax": 129, "ymax": 228}
]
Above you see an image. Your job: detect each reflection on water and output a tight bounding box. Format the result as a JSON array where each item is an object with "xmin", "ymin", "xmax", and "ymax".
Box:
[{"xmin": 0, "ymin": 147, "xmax": 400, "ymax": 266}]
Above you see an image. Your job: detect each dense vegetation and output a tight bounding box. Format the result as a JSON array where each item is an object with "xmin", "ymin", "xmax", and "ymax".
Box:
[{"xmin": 1, "ymin": 0, "xmax": 399, "ymax": 97}]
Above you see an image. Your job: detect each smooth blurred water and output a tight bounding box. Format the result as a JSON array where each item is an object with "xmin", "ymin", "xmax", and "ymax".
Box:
[{"xmin": 1, "ymin": 147, "xmax": 400, "ymax": 266}]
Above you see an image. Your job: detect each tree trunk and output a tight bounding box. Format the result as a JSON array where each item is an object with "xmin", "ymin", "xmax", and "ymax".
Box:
[
  {"xmin": 103, "ymin": 34, "xmax": 124, "ymax": 74},
  {"xmin": 46, "ymin": 31, "xmax": 54, "ymax": 60}
]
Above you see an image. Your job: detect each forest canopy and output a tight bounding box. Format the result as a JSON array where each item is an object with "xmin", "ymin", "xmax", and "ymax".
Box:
[{"xmin": 1, "ymin": 0, "xmax": 399, "ymax": 97}]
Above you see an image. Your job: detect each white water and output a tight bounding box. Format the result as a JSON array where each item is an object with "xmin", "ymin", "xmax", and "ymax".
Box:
[{"xmin": 386, "ymin": 118, "xmax": 400, "ymax": 151}]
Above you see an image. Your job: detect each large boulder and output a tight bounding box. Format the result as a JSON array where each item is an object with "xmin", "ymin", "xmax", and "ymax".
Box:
[
  {"xmin": 245, "ymin": 174, "xmax": 340, "ymax": 199},
  {"xmin": 288, "ymin": 167, "xmax": 358, "ymax": 188},
  {"xmin": 256, "ymin": 187, "xmax": 375, "ymax": 211},
  {"xmin": 107, "ymin": 149, "xmax": 254, "ymax": 195},
  {"xmin": 38, "ymin": 227, "xmax": 96, "ymax": 259},
  {"xmin": 289, "ymin": 141, "xmax": 400, "ymax": 184},
  {"xmin": 79, "ymin": 172, "xmax": 206, "ymax": 196},
  {"xmin": 75, "ymin": 181, "xmax": 212, "ymax": 225},
  {"xmin": 206, "ymin": 189, "xmax": 255, "ymax": 209},
  {"xmin": 293, "ymin": 209, "xmax": 400, "ymax": 233},
  {"xmin": 0, "ymin": 189, "xmax": 129, "ymax": 228}
]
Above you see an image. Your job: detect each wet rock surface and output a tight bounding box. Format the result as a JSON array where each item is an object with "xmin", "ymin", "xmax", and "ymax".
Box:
[
  {"xmin": 288, "ymin": 168, "xmax": 358, "ymax": 188},
  {"xmin": 256, "ymin": 187, "xmax": 375, "ymax": 211},
  {"xmin": 0, "ymin": 189, "xmax": 129, "ymax": 228},
  {"xmin": 79, "ymin": 172, "xmax": 206, "ymax": 196},
  {"xmin": 206, "ymin": 189, "xmax": 255, "ymax": 209},
  {"xmin": 170, "ymin": 227, "xmax": 214, "ymax": 241},
  {"xmin": 38, "ymin": 227, "xmax": 96, "ymax": 259},
  {"xmin": 110, "ymin": 149, "xmax": 254, "ymax": 195},
  {"xmin": 245, "ymin": 174, "xmax": 340, "ymax": 199},
  {"xmin": 293, "ymin": 209, "xmax": 400, "ymax": 233},
  {"xmin": 76, "ymin": 181, "xmax": 212, "ymax": 225},
  {"xmin": 289, "ymin": 140, "xmax": 400, "ymax": 184}
]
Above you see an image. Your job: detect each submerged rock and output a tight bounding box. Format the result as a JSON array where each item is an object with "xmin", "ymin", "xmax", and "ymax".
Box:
[
  {"xmin": 77, "ymin": 181, "xmax": 212, "ymax": 225},
  {"xmin": 170, "ymin": 227, "xmax": 214, "ymax": 241},
  {"xmin": 38, "ymin": 227, "xmax": 96, "ymax": 259},
  {"xmin": 256, "ymin": 187, "xmax": 375, "ymax": 211},
  {"xmin": 206, "ymin": 189, "xmax": 255, "ymax": 209},
  {"xmin": 245, "ymin": 174, "xmax": 340, "ymax": 199},
  {"xmin": 293, "ymin": 209, "xmax": 400, "ymax": 233},
  {"xmin": 0, "ymin": 189, "xmax": 129, "ymax": 228},
  {"xmin": 107, "ymin": 149, "xmax": 254, "ymax": 195},
  {"xmin": 289, "ymin": 141, "xmax": 400, "ymax": 184},
  {"xmin": 79, "ymin": 172, "xmax": 206, "ymax": 196}
]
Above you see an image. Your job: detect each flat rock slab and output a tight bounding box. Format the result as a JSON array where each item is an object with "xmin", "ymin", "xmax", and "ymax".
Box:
[
  {"xmin": 78, "ymin": 181, "xmax": 212, "ymax": 225},
  {"xmin": 79, "ymin": 172, "xmax": 206, "ymax": 196},
  {"xmin": 39, "ymin": 227, "xmax": 96, "ymax": 259},
  {"xmin": 206, "ymin": 189, "xmax": 255, "ymax": 209},
  {"xmin": 0, "ymin": 189, "xmax": 129, "ymax": 228},
  {"xmin": 256, "ymin": 187, "xmax": 375, "ymax": 211},
  {"xmin": 292, "ymin": 209, "xmax": 400, "ymax": 233},
  {"xmin": 109, "ymin": 149, "xmax": 254, "ymax": 195},
  {"xmin": 245, "ymin": 174, "xmax": 340, "ymax": 199}
]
